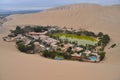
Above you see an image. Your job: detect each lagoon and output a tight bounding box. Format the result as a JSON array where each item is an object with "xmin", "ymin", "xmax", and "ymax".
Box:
[{"xmin": 53, "ymin": 33, "xmax": 98, "ymax": 46}]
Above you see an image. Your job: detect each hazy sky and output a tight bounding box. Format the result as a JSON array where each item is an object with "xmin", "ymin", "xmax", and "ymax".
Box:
[{"xmin": 0, "ymin": 0, "xmax": 120, "ymax": 10}]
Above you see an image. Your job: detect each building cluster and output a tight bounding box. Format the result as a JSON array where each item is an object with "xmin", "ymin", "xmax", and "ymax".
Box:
[{"xmin": 3, "ymin": 26, "xmax": 105, "ymax": 63}]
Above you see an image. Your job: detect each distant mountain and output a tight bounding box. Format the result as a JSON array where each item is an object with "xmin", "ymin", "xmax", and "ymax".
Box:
[
  {"xmin": 0, "ymin": 10, "xmax": 42, "ymax": 17},
  {"xmin": 0, "ymin": 9, "xmax": 42, "ymax": 14}
]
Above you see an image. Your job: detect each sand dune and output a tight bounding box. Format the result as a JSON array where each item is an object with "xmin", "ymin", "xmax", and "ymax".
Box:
[
  {"xmin": 1, "ymin": 3, "xmax": 120, "ymax": 80},
  {"xmin": 4, "ymin": 3, "xmax": 120, "ymax": 42}
]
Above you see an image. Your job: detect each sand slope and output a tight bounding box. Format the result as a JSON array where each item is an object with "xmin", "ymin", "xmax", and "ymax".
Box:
[
  {"xmin": 4, "ymin": 4, "xmax": 120, "ymax": 42},
  {"xmin": 1, "ymin": 3, "xmax": 120, "ymax": 80}
]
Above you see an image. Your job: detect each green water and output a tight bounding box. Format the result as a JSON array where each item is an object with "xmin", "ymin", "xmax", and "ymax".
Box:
[{"xmin": 53, "ymin": 33, "xmax": 98, "ymax": 46}]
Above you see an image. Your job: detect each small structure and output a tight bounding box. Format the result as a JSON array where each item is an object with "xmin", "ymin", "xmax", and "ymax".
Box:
[
  {"xmin": 84, "ymin": 50, "xmax": 91, "ymax": 56},
  {"xmin": 71, "ymin": 53, "xmax": 82, "ymax": 60},
  {"xmin": 72, "ymin": 47, "xmax": 83, "ymax": 52},
  {"xmin": 28, "ymin": 31, "xmax": 48, "ymax": 36},
  {"xmin": 34, "ymin": 42, "xmax": 41, "ymax": 53}
]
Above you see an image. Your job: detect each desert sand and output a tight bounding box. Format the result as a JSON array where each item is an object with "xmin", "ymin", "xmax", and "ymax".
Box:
[{"xmin": 0, "ymin": 3, "xmax": 120, "ymax": 80}]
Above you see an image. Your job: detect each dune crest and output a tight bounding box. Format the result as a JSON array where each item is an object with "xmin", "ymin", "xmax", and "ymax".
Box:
[{"xmin": 4, "ymin": 4, "xmax": 120, "ymax": 40}]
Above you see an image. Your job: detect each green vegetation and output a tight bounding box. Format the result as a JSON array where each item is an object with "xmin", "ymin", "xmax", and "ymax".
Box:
[
  {"xmin": 42, "ymin": 48, "xmax": 72, "ymax": 60},
  {"xmin": 16, "ymin": 40, "xmax": 34, "ymax": 54},
  {"xmin": 12, "ymin": 26, "xmax": 24, "ymax": 36},
  {"xmin": 42, "ymin": 50, "xmax": 55, "ymax": 58},
  {"xmin": 42, "ymin": 50, "xmax": 66, "ymax": 59},
  {"xmin": 101, "ymin": 35, "xmax": 110, "ymax": 45},
  {"xmin": 98, "ymin": 34, "xmax": 110, "ymax": 47},
  {"xmin": 53, "ymin": 33, "xmax": 97, "ymax": 42},
  {"xmin": 110, "ymin": 43, "xmax": 116, "ymax": 48},
  {"xmin": 4, "ymin": 25, "xmax": 111, "ymax": 63},
  {"xmin": 97, "ymin": 32, "xmax": 103, "ymax": 37},
  {"xmin": 98, "ymin": 51, "xmax": 106, "ymax": 61},
  {"xmin": 33, "ymin": 26, "xmax": 48, "ymax": 32}
]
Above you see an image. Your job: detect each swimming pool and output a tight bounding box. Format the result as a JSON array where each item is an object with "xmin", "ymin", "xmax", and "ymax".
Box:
[
  {"xmin": 55, "ymin": 56, "xmax": 64, "ymax": 60},
  {"xmin": 89, "ymin": 56, "xmax": 97, "ymax": 61}
]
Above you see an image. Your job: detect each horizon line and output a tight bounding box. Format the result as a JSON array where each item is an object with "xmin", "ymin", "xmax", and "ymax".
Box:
[{"xmin": 0, "ymin": 3, "xmax": 120, "ymax": 11}]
